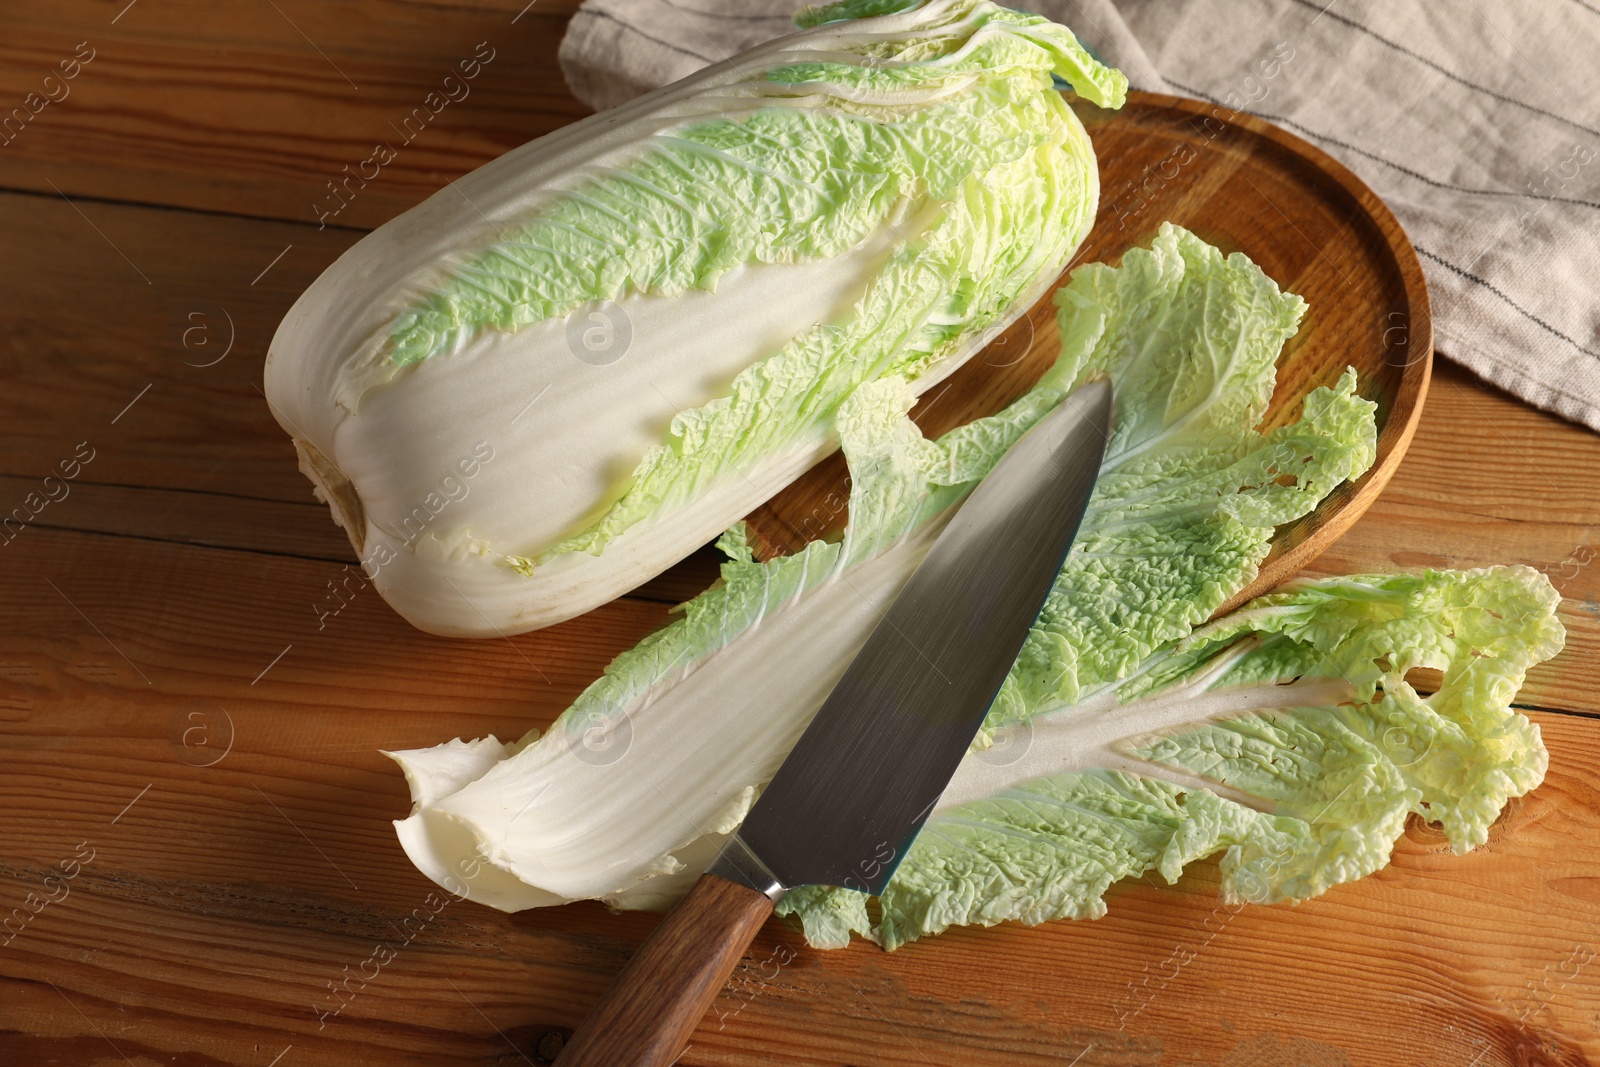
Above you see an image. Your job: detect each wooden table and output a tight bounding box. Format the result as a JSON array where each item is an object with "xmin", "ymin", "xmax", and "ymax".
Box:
[{"xmin": 3, "ymin": 3, "xmax": 1597, "ymax": 1064}]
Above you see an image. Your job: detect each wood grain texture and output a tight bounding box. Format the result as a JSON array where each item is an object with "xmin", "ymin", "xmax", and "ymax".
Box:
[
  {"xmin": 0, "ymin": 188, "xmax": 362, "ymax": 506},
  {"xmin": 0, "ymin": 0, "xmax": 587, "ymax": 227},
  {"xmin": 557, "ymin": 874, "xmax": 775, "ymax": 1067},
  {"xmin": 745, "ymin": 92, "xmax": 1433, "ymax": 618},
  {"xmin": 1, "ymin": 5, "xmax": 1598, "ymax": 1066}
]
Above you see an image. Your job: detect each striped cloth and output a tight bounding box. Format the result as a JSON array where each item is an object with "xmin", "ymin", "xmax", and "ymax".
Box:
[{"xmin": 559, "ymin": 0, "xmax": 1600, "ymax": 432}]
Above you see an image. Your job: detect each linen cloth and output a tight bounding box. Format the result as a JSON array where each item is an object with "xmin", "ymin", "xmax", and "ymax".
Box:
[{"xmin": 558, "ymin": 0, "xmax": 1600, "ymax": 432}]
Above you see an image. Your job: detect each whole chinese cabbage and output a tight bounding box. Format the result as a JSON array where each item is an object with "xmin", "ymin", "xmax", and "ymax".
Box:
[
  {"xmin": 265, "ymin": 0, "xmax": 1126, "ymax": 637},
  {"xmin": 381, "ymin": 227, "xmax": 1560, "ymax": 952}
]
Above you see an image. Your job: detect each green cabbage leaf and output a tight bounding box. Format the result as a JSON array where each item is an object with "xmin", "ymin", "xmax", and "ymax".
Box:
[{"xmin": 784, "ymin": 564, "xmax": 1561, "ymax": 948}]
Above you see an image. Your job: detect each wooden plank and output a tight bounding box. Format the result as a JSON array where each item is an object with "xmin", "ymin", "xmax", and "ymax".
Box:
[
  {"xmin": 0, "ymin": 188, "xmax": 361, "ymax": 506},
  {"xmin": 0, "ymin": 474, "xmax": 351, "ymax": 563},
  {"xmin": 0, "ymin": 0, "xmax": 588, "ymax": 227},
  {"xmin": 0, "ymin": 526, "xmax": 1594, "ymax": 1064}
]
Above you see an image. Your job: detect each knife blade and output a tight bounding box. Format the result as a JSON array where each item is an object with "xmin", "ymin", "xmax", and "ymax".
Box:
[{"xmin": 557, "ymin": 379, "xmax": 1113, "ymax": 1067}]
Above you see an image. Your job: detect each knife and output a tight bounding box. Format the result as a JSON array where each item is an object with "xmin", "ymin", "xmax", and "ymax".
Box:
[{"xmin": 556, "ymin": 379, "xmax": 1113, "ymax": 1067}]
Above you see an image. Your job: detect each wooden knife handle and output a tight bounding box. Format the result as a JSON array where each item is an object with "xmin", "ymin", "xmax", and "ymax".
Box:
[{"xmin": 556, "ymin": 872, "xmax": 775, "ymax": 1067}]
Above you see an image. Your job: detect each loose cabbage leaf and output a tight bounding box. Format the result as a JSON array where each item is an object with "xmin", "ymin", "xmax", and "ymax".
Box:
[
  {"xmin": 988, "ymin": 223, "xmax": 1373, "ymax": 725},
  {"xmin": 784, "ymin": 566, "xmax": 1561, "ymax": 948}
]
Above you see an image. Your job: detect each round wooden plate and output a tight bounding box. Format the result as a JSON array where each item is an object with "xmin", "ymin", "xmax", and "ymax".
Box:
[{"xmin": 744, "ymin": 91, "xmax": 1433, "ymax": 614}]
